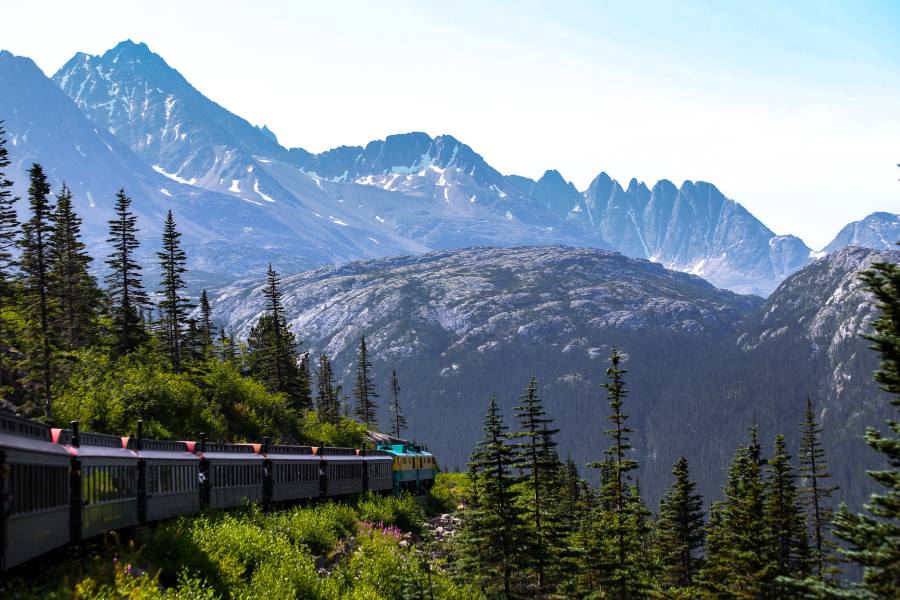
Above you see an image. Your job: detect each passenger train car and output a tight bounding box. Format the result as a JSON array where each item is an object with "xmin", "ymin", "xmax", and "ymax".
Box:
[{"xmin": 0, "ymin": 413, "xmax": 436, "ymax": 572}]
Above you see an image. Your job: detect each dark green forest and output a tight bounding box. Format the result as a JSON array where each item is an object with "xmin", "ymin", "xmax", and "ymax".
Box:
[{"xmin": 0, "ymin": 123, "xmax": 898, "ymax": 598}]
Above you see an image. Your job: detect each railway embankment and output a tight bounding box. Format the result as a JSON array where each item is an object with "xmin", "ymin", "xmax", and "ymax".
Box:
[{"xmin": 0, "ymin": 475, "xmax": 475, "ymax": 599}]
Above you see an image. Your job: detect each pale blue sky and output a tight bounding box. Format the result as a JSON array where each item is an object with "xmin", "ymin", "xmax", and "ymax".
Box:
[{"xmin": 3, "ymin": 0, "xmax": 898, "ymax": 248}]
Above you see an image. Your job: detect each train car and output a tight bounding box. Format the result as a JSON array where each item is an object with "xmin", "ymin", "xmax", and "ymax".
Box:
[
  {"xmin": 416, "ymin": 448, "xmax": 437, "ymax": 490},
  {"xmin": 317, "ymin": 447, "xmax": 364, "ymax": 497},
  {"xmin": 55, "ymin": 423, "xmax": 139, "ymax": 542},
  {"xmin": 262, "ymin": 442, "xmax": 321, "ymax": 503},
  {"xmin": 378, "ymin": 442, "xmax": 437, "ymax": 493},
  {"xmin": 127, "ymin": 428, "xmax": 200, "ymax": 522},
  {"xmin": 360, "ymin": 449, "xmax": 394, "ymax": 494},
  {"xmin": 0, "ymin": 412, "xmax": 72, "ymax": 571},
  {"xmin": 191, "ymin": 439, "xmax": 263, "ymax": 509}
]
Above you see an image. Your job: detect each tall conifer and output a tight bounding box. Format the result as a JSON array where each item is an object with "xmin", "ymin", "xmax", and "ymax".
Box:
[
  {"xmin": 105, "ymin": 189, "xmax": 148, "ymax": 355},
  {"xmin": 0, "ymin": 122, "xmax": 18, "ymax": 314},
  {"xmin": 49, "ymin": 184, "xmax": 99, "ymax": 350},
  {"xmin": 389, "ymin": 369, "xmax": 406, "ymax": 438},
  {"xmin": 19, "ymin": 164, "xmax": 56, "ymax": 416},
  {"xmin": 593, "ymin": 347, "xmax": 641, "ymax": 599},
  {"xmin": 156, "ymin": 210, "xmax": 191, "ymax": 371},
  {"xmin": 510, "ymin": 376, "xmax": 561, "ymax": 592},
  {"xmin": 656, "ymin": 456, "xmax": 705, "ymax": 591},
  {"xmin": 764, "ymin": 434, "xmax": 812, "ymax": 597},
  {"xmin": 198, "ymin": 289, "xmax": 214, "ymax": 358},
  {"xmin": 798, "ymin": 396, "xmax": 838, "ymax": 578},
  {"xmin": 353, "ymin": 335, "xmax": 378, "ymax": 428},
  {"xmin": 458, "ymin": 396, "xmax": 526, "ymax": 599},
  {"xmin": 316, "ymin": 353, "xmax": 338, "ymax": 424}
]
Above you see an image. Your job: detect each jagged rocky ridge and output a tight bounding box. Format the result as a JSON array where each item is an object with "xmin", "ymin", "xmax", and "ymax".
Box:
[
  {"xmin": 47, "ymin": 40, "xmax": 897, "ymax": 294},
  {"xmin": 211, "ymin": 245, "xmax": 894, "ymax": 509}
]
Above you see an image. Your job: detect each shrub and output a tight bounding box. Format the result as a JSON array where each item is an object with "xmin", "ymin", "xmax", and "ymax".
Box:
[
  {"xmin": 356, "ymin": 492, "xmax": 425, "ymax": 534},
  {"xmin": 54, "ymin": 349, "xmax": 224, "ymax": 438}
]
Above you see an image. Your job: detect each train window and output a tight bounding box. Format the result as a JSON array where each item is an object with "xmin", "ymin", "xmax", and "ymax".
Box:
[{"xmin": 9, "ymin": 464, "xmax": 68, "ymax": 515}]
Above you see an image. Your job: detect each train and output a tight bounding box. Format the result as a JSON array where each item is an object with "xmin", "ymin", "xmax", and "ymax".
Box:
[{"xmin": 0, "ymin": 411, "xmax": 437, "ymax": 572}]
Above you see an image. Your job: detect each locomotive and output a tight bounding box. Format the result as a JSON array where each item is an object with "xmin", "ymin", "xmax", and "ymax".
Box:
[{"xmin": 0, "ymin": 411, "xmax": 437, "ymax": 572}]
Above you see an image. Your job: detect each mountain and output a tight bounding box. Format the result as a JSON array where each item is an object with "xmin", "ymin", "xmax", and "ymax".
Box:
[
  {"xmin": 52, "ymin": 41, "xmax": 599, "ymax": 263},
  {"xmin": 824, "ymin": 211, "xmax": 899, "ymax": 253},
  {"xmin": 210, "ymin": 244, "xmax": 892, "ymax": 509},
  {"xmin": 50, "ymin": 40, "xmax": 850, "ymax": 295},
  {"xmin": 0, "ymin": 49, "xmax": 317, "ymax": 286}
]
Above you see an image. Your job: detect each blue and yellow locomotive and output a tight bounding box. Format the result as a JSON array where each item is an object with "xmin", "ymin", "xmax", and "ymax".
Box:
[{"xmin": 377, "ymin": 442, "xmax": 437, "ymax": 493}]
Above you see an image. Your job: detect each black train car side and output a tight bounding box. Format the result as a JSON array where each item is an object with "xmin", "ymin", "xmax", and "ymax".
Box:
[{"xmin": 0, "ymin": 418, "xmax": 433, "ymax": 572}]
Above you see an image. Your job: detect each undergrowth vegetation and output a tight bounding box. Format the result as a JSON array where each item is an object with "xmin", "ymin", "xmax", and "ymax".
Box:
[{"xmin": 1, "ymin": 481, "xmax": 477, "ymax": 600}]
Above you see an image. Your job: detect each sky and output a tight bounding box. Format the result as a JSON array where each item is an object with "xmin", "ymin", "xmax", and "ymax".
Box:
[{"xmin": 2, "ymin": 0, "xmax": 898, "ymax": 248}]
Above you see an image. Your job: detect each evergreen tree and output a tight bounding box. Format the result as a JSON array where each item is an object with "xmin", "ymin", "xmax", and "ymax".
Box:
[
  {"xmin": 297, "ymin": 351, "xmax": 312, "ymax": 411},
  {"xmin": 698, "ymin": 436, "xmax": 768, "ymax": 599},
  {"xmin": 829, "ymin": 252, "xmax": 900, "ymax": 598},
  {"xmin": 510, "ymin": 376, "xmax": 561, "ymax": 592},
  {"xmin": 764, "ymin": 434, "xmax": 812, "ymax": 597},
  {"xmin": 315, "ymin": 353, "xmax": 339, "ymax": 424},
  {"xmin": 458, "ymin": 396, "xmax": 527, "ymax": 599},
  {"xmin": 48, "ymin": 184, "xmax": 99, "ymax": 350},
  {"xmin": 656, "ymin": 456, "xmax": 705, "ymax": 591},
  {"xmin": 217, "ymin": 326, "xmax": 236, "ymax": 363},
  {"xmin": 156, "ymin": 210, "xmax": 191, "ymax": 371},
  {"xmin": 105, "ymin": 189, "xmax": 148, "ymax": 355},
  {"xmin": 798, "ymin": 396, "xmax": 838, "ymax": 578},
  {"xmin": 246, "ymin": 264, "xmax": 308, "ymax": 409},
  {"xmin": 353, "ymin": 335, "xmax": 379, "ymax": 428},
  {"xmin": 19, "ymin": 164, "xmax": 56, "ymax": 416},
  {"xmin": 390, "ymin": 369, "xmax": 407, "ymax": 438},
  {"xmin": 0, "ymin": 122, "xmax": 18, "ymax": 317},
  {"xmin": 198, "ymin": 289, "xmax": 214, "ymax": 358},
  {"xmin": 592, "ymin": 347, "xmax": 642, "ymax": 599},
  {"xmin": 0, "ymin": 124, "xmax": 20, "ymax": 400}
]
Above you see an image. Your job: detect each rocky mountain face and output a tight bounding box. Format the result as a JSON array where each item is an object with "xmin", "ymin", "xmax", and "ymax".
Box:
[
  {"xmin": 0, "ymin": 50, "xmax": 321, "ymax": 286},
  {"xmin": 209, "ymin": 244, "xmax": 893, "ymax": 508},
  {"xmin": 46, "ymin": 40, "xmax": 896, "ymax": 295},
  {"xmin": 824, "ymin": 211, "xmax": 899, "ymax": 253}
]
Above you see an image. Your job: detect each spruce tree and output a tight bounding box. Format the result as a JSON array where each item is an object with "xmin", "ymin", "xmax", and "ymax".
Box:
[
  {"xmin": 315, "ymin": 353, "xmax": 339, "ymax": 424},
  {"xmin": 246, "ymin": 265, "xmax": 308, "ymax": 408},
  {"xmin": 353, "ymin": 334, "xmax": 378, "ymax": 428},
  {"xmin": 798, "ymin": 396, "xmax": 838, "ymax": 578},
  {"xmin": 389, "ymin": 369, "xmax": 407, "ymax": 438},
  {"xmin": 105, "ymin": 189, "xmax": 148, "ymax": 355},
  {"xmin": 656, "ymin": 456, "xmax": 705, "ymax": 591},
  {"xmin": 156, "ymin": 210, "xmax": 191, "ymax": 371},
  {"xmin": 48, "ymin": 184, "xmax": 99, "ymax": 350},
  {"xmin": 19, "ymin": 164, "xmax": 56, "ymax": 416},
  {"xmin": 510, "ymin": 376, "xmax": 561, "ymax": 592},
  {"xmin": 297, "ymin": 351, "xmax": 313, "ymax": 411},
  {"xmin": 829, "ymin": 252, "xmax": 900, "ymax": 598},
  {"xmin": 698, "ymin": 437, "xmax": 768, "ymax": 598},
  {"xmin": 592, "ymin": 347, "xmax": 641, "ymax": 599},
  {"xmin": 218, "ymin": 326, "xmax": 237, "ymax": 363},
  {"xmin": 198, "ymin": 289, "xmax": 214, "ymax": 358},
  {"xmin": 458, "ymin": 396, "xmax": 526, "ymax": 599},
  {"xmin": 764, "ymin": 434, "xmax": 812, "ymax": 596},
  {"xmin": 0, "ymin": 124, "xmax": 20, "ymax": 400},
  {"xmin": 0, "ymin": 122, "xmax": 18, "ymax": 316}
]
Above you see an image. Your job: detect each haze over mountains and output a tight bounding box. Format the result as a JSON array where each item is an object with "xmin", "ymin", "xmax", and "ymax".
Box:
[{"xmin": 0, "ymin": 40, "xmax": 892, "ymax": 295}]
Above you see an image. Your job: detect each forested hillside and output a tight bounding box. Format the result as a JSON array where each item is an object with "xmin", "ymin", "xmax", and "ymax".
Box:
[{"xmin": 211, "ymin": 244, "xmax": 896, "ymax": 510}]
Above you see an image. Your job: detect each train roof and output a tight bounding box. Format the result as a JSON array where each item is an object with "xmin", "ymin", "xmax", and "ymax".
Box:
[
  {"xmin": 0, "ymin": 412, "xmax": 70, "ymax": 456},
  {"xmin": 377, "ymin": 442, "xmax": 433, "ymax": 457}
]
